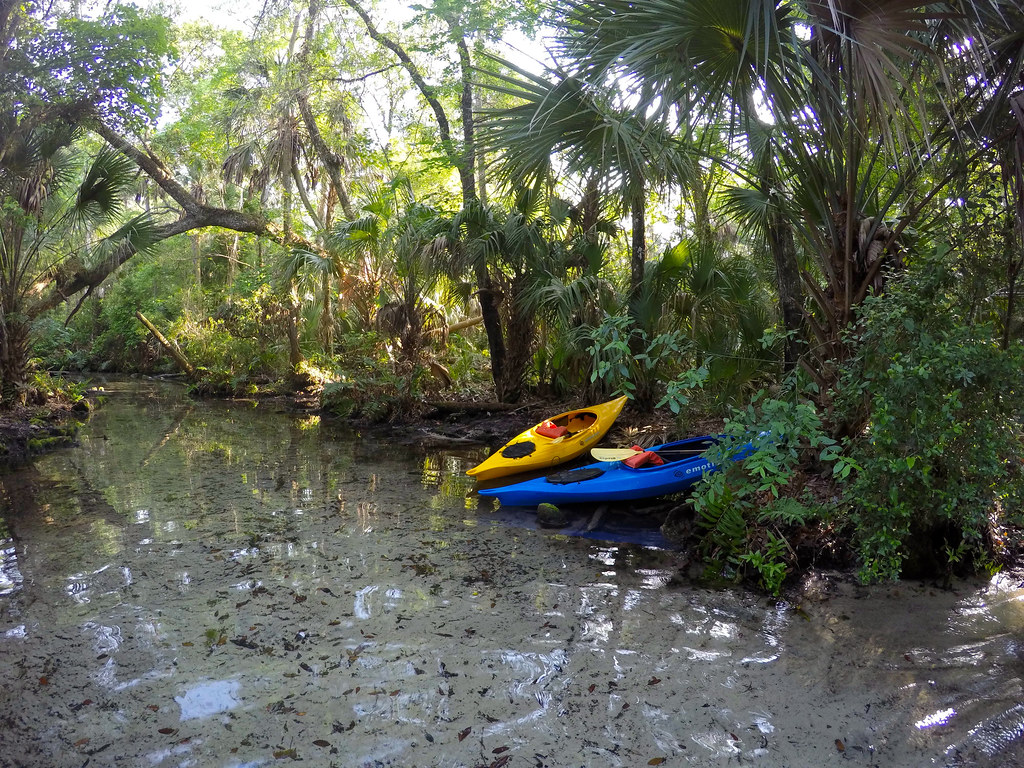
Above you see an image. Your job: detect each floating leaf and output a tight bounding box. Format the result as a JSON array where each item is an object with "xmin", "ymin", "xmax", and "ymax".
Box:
[
  {"xmin": 147, "ymin": 705, "xmax": 159, "ymax": 712},
  {"xmin": 312, "ymin": 740, "xmax": 330, "ymax": 747},
  {"xmin": 38, "ymin": 676, "xmax": 48, "ymax": 686},
  {"xmin": 835, "ymin": 739, "xmax": 845, "ymax": 752},
  {"xmin": 648, "ymin": 677, "xmax": 661, "ymax": 685},
  {"xmin": 588, "ymin": 684, "xmax": 596, "ymax": 693},
  {"xmin": 74, "ymin": 738, "xmax": 90, "ymax": 747},
  {"xmin": 458, "ymin": 726, "xmax": 471, "ymax": 742},
  {"xmin": 648, "ymin": 759, "xmax": 666, "ymax": 766},
  {"xmin": 273, "ymin": 748, "xmax": 297, "ymax": 759},
  {"xmin": 491, "ymin": 756, "xmax": 512, "ymax": 768},
  {"xmin": 492, "ymin": 746, "xmax": 510, "ymax": 754},
  {"xmin": 158, "ymin": 727, "xmax": 177, "ymax": 735}
]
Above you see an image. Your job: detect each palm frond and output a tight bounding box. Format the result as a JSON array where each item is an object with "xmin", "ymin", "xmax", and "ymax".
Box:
[
  {"xmin": 84, "ymin": 211, "xmax": 161, "ymax": 267},
  {"xmin": 73, "ymin": 147, "xmax": 138, "ymax": 226}
]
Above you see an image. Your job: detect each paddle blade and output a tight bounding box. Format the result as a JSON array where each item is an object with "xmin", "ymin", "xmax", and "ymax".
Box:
[{"xmin": 590, "ymin": 447, "xmax": 641, "ymax": 461}]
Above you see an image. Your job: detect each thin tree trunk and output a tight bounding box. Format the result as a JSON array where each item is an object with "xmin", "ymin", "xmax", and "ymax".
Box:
[
  {"xmin": 628, "ymin": 190, "xmax": 654, "ymax": 411},
  {"xmin": 191, "ymin": 233, "xmax": 202, "ymax": 290},
  {"xmin": 344, "ymin": 0, "xmax": 511, "ymax": 400},
  {"xmin": 767, "ymin": 208, "xmax": 805, "ymax": 373},
  {"xmin": 286, "ymin": 300, "xmax": 303, "ymax": 370},
  {"xmin": 320, "ymin": 268, "xmax": 334, "ymax": 352},
  {"xmin": 299, "ymin": 0, "xmax": 356, "ymax": 220},
  {"xmin": 628, "ymin": 190, "xmax": 646, "ymax": 309}
]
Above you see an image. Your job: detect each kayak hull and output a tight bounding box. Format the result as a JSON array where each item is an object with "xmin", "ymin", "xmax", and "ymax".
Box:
[
  {"xmin": 476, "ymin": 435, "xmax": 720, "ymax": 506},
  {"xmin": 467, "ymin": 395, "xmax": 629, "ymax": 481}
]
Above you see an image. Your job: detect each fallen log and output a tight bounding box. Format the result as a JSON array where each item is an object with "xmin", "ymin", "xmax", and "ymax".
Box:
[
  {"xmin": 449, "ymin": 315, "xmax": 483, "ymax": 332},
  {"xmin": 425, "ymin": 400, "xmax": 522, "ymax": 415},
  {"xmin": 135, "ymin": 311, "xmax": 195, "ymax": 377}
]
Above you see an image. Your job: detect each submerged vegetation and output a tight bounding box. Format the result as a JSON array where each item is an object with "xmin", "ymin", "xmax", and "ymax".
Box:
[{"xmin": 1, "ymin": 0, "xmax": 1022, "ymax": 589}]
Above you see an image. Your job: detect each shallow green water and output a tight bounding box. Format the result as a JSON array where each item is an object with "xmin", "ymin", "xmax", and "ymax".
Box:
[{"xmin": 0, "ymin": 379, "xmax": 1022, "ymax": 767}]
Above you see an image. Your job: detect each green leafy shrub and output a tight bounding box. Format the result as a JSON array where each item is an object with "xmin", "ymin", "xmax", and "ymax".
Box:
[
  {"xmin": 690, "ymin": 393, "xmax": 840, "ymax": 594},
  {"xmin": 584, "ymin": 313, "xmax": 686, "ymax": 403},
  {"xmin": 838, "ymin": 252, "xmax": 1024, "ymax": 582},
  {"xmin": 177, "ymin": 317, "xmax": 279, "ymax": 394}
]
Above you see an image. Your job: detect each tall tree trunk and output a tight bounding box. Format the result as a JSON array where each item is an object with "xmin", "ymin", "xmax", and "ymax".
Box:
[
  {"xmin": 767, "ymin": 207, "xmax": 805, "ymax": 373},
  {"xmin": 191, "ymin": 233, "xmax": 202, "ymax": 290},
  {"xmin": 287, "ymin": 299, "xmax": 303, "ymax": 371},
  {"xmin": 628, "ymin": 191, "xmax": 646, "ymax": 309},
  {"xmin": 628, "ymin": 189, "xmax": 655, "ymax": 411},
  {"xmin": 500, "ymin": 275, "xmax": 535, "ymax": 404},
  {"xmin": 320, "ymin": 268, "xmax": 334, "ymax": 353},
  {"xmin": 299, "ymin": 0, "xmax": 356, "ymax": 220},
  {"xmin": 454, "ymin": 35, "xmax": 477, "ymax": 204},
  {"xmin": 0, "ymin": 316, "xmax": 29, "ymax": 406}
]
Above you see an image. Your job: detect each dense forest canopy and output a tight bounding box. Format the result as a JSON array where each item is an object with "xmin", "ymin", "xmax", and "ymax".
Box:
[{"xmin": 2, "ymin": 0, "xmax": 1023, "ymax": 587}]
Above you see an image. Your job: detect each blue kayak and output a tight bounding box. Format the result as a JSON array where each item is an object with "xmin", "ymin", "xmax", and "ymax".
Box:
[{"xmin": 477, "ymin": 435, "xmax": 730, "ymax": 506}]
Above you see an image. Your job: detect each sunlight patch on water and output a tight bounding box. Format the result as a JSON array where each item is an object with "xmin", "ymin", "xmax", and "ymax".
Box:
[
  {"xmin": 916, "ymin": 707, "xmax": 957, "ymax": 729},
  {"xmin": 0, "ymin": 541, "xmax": 21, "ymax": 596},
  {"xmin": 176, "ymin": 679, "xmax": 242, "ymax": 721}
]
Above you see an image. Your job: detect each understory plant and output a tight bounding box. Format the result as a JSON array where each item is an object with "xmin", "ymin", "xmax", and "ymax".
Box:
[
  {"xmin": 320, "ymin": 331, "xmax": 427, "ymax": 421},
  {"xmin": 837, "ymin": 254, "xmax": 1024, "ymax": 582},
  {"xmin": 689, "ymin": 393, "xmax": 843, "ymax": 594},
  {"xmin": 584, "ymin": 312, "xmax": 687, "ymax": 404}
]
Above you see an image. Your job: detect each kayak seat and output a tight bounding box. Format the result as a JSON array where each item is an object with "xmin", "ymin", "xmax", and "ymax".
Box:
[
  {"xmin": 623, "ymin": 450, "xmax": 665, "ymax": 469},
  {"xmin": 546, "ymin": 467, "xmax": 605, "ymax": 484},
  {"xmin": 536, "ymin": 421, "xmax": 568, "ymax": 439},
  {"xmin": 566, "ymin": 413, "xmax": 594, "ymax": 432}
]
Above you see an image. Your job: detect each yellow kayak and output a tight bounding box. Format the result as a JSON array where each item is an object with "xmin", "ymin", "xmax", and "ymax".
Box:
[{"xmin": 467, "ymin": 395, "xmax": 629, "ymax": 482}]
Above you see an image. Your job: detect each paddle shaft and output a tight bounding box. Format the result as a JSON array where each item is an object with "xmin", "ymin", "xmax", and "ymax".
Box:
[{"xmin": 591, "ymin": 447, "xmax": 712, "ymax": 461}]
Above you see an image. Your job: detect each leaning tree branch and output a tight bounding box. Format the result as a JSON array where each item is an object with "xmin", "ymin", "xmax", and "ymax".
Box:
[
  {"xmin": 298, "ymin": 0, "xmax": 355, "ymax": 219},
  {"xmin": 341, "ymin": 0, "xmax": 458, "ymax": 167},
  {"xmin": 27, "ymin": 119, "xmax": 325, "ymax": 317},
  {"xmin": 91, "ymin": 120, "xmax": 201, "ymax": 215}
]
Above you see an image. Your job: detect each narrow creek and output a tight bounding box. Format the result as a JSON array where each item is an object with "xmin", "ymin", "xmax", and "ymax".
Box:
[{"xmin": 0, "ymin": 379, "xmax": 1022, "ymax": 767}]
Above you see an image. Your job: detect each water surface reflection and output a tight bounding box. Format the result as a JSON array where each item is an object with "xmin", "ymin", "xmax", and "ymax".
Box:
[{"xmin": 0, "ymin": 379, "xmax": 1021, "ymax": 767}]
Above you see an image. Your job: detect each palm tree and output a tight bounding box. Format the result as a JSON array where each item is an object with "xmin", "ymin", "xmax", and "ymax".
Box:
[
  {"xmin": 477, "ymin": 56, "xmax": 693, "ymax": 317},
  {"xmin": 1, "ymin": 124, "xmax": 158, "ymax": 404},
  {"xmin": 548, "ymin": 0, "xmax": 1024, "ymax": 417},
  {"xmin": 432, "ymin": 192, "xmax": 555, "ymax": 402},
  {"xmin": 331, "ymin": 179, "xmax": 450, "ymax": 361}
]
